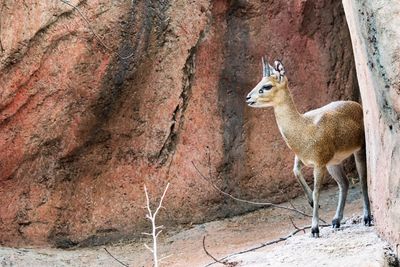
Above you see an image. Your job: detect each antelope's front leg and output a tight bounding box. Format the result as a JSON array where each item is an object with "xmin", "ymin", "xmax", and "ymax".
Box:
[
  {"xmin": 311, "ymin": 166, "xmax": 326, "ymax": 237},
  {"xmin": 293, "ymin": 156, "xmax": 313, "ymax": 206}
]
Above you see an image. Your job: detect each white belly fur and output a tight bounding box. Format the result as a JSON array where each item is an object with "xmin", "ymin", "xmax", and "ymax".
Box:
[{"xmin": 327, "ymin": 148, "xmax": 360, "ymax": 166}]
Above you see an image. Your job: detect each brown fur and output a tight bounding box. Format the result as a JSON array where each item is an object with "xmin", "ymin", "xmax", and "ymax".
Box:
[
  {"xmin": 246, "ymin": 64, "xmax": 371, "ymax": 236},
  {"xmin": 248, "ymin": 75, "xmax": 364, "ymax": 167}
]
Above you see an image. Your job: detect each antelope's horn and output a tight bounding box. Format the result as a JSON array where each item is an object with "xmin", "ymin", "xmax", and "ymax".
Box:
[
  {"xmin": 262, "ymin": 56, "xmax": 266, "ymax": 77},
  {"xmin": 266, "ymin": 61, "xmax": 271, "ymax": 77},
  {"xmin": 263, "ymin": 56, "xmax": 270, "ymax": 77}
]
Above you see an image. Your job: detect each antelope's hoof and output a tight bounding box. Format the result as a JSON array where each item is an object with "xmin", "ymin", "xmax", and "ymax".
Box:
[
  {"xmin": 364, "ymin": 215, "xmax": 372, "ymax": 226},
  {"xmin": 311, "ymin": 227, "xmax": 320, "ymax": 238},
  {"xmin": 332, "ymin": 218, "xmax": 341, "ymax": 229}
]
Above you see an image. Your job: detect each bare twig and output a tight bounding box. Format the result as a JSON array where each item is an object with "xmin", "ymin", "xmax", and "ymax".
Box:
[
  {"xmin": 104, "ymin": 248, "xmax": 129, "ymax": 267},
  {"xmin": 202, "ymin": 236, "xmax": 227, "ymax": 265},
  {"xmin": 191, "ymin": 160, "xmax": 326, "ymax": 224},
  {"xmin": 159, "ymin": 254, "xmax": 173, "ymax": 263},
  {"xmin": 59, "ymin": 0, "xmax": 134, "ymax": 59},
  {"xmin": 288, "ymin": 199, "xmax": 298, "ymax": 210},
  {"xmin": 203, "ymin": 236, "xmax": 239, "ymax": 267},
  {"xmin": 203, "ymin": 224, "xmax": 331, "ymax": 267},
  {"xmin": 143, "ymin": 183, "xmax": 171, "ymax": 267},
  {"xmin": 289, "ymin": 216, "xmax": 305, "ymax": 233}
]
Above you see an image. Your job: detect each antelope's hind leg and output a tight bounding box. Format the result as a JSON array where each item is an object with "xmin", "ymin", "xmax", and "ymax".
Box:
[
  {"xmin": 327, "ymin": 164, "xmax": 349, "ymax": 228},
  {"xmin": 354, "ymin": 146, "xmax": 372, "ymax": 226}
]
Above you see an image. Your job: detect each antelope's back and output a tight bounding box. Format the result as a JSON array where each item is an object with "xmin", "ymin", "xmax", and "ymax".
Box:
[{"xmin": 304, "ymin": 101, "xmax": 365, "ymax": 151}]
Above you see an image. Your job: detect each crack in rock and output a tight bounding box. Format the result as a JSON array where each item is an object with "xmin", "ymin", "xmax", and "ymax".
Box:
[{"xmin": 157, "ymin": 30, "xmax": 206, "ymax": 166}]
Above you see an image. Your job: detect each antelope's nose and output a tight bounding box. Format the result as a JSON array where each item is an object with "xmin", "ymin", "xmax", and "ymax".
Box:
[{"xmin": 246, "ymin": 96, "xmax": 251, "ymax": 100}]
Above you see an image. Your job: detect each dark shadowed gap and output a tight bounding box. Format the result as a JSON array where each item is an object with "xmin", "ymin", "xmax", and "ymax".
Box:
[{"xmin": 217, "ymin": 1, "xmax": 252, "ymax": 217}]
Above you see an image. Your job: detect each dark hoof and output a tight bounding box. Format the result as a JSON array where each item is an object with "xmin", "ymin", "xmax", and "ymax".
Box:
[
  {"xmin": 332, "ymin": 218, "xmax": 341, "ymax": 229},
  {"xmin": 308, "ymin": 200, "xmax": 321, "ymax": 209},
  {"xmin": 311, "ymin": 227, "xmax": 320, "ymax": 238},
  {"xmin": 364, "ymin": 215, "xmax": 372, "ymax": 226}
]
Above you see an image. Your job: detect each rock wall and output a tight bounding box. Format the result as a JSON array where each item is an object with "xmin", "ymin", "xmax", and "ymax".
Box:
[
  {"xmin": 343, "ymin": 0, "xmax": 400, "ymax": 246},
  {"xmin": 0, "ymin": 0, "xmax": 358, "ymax": 247}
]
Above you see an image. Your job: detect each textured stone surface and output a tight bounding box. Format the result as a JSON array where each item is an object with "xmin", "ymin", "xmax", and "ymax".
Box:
[
  {"xmin": 0, "ymin": 0, "xmax": 359, "ymax": 246},
  {"xmin": 343, "ymin": 0, "xmax": 400, "ymax": 246}
]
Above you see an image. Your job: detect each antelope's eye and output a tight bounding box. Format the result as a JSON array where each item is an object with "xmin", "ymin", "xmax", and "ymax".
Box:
[
  {"xmin": 258, "ymin": 89, "xmax": 264, "ymax": 94},
  {"xmin": 262, "ymin": 85, "xmax": 273, "ymax": 90}
]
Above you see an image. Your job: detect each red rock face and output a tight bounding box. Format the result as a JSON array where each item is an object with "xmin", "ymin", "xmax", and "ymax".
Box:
[
  {"xmin": 0, "ymin": 0, "xmax": 359, "ymax": 247},
  {"xmin": 343, "ymin": 0, "xmax": 400, "ymax": 246}
]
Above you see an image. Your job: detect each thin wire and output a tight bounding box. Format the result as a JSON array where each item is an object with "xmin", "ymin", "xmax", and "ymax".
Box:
[
  {"xmin": 59, "ymin": 0, "xmax": 134, "ymax": 59},
  {"xmin": 191, "ymin": 160, "xmax": 327, "ymax": 223},
  {"xmin": 103, "ymin": 248, "xmax": 129, "ymax": 267}
]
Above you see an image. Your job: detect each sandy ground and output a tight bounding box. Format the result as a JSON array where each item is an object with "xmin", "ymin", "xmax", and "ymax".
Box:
[
  {"xmin": 229, "ymin": 221, "xmax": 397, "ymax": 267},
  {"xmin": 1, "ymin": 184, "xmax": 398, "ymax": 267}
]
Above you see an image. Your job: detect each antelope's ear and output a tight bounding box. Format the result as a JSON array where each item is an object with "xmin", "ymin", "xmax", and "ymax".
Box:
[
  {"xmin": 268, "ymin": 64, "xmax": 275, "ymax": 76},
  {"xmin": 274, "ymin": 60, "xmax": 285, "ymax": 81}
]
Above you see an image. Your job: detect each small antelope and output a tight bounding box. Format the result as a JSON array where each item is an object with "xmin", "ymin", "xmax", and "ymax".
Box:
[{"xmin": 245, "ymin": 58, "xmax": 372, "ymax": 237}]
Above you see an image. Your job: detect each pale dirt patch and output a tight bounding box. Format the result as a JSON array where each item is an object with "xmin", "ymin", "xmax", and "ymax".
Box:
[
  {"xmin": 228, "ymin": 222, "xmax": 396, "ymax": 267},
  {"xmin": 0, "ymin": 185, "xmax": 397, "ymax": 267}
]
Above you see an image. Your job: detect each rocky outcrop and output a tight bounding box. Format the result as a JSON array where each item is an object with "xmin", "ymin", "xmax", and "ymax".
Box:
[
  {"xmin": 0, "ymin": 0, "xmax": 358, "ymax": 247},
  {"xmin": 343, "ymin": 0, "xmax": 400, "ymax": 246}
]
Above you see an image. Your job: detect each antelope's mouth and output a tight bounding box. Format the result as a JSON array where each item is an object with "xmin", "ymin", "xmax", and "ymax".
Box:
[{"xmin": 246, "ymin": 98, "xmax": 256, "ymax": 106}]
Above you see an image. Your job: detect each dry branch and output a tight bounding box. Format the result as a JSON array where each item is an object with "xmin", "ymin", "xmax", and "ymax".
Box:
[
  {"xmin": 191, "ymin": 160, "xmax": 326, "ymax": 224},
  {"xmin": 203, "ymin": 223, "xmax": 330, "ymax": 267},
  {"xmin": 289, "ymin": 216, "xmax": 305, "ymax": 233},
  {"xmin": 143, "ymin": 183, "xmax": 171, "ymax": 267},
  {"xmin": 103, "ymin": 248, "xmax": 129, "ymax": 267},
  {"xmin": 202, "ymin": 236, "xmax": 237, "ymax": 266}
]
